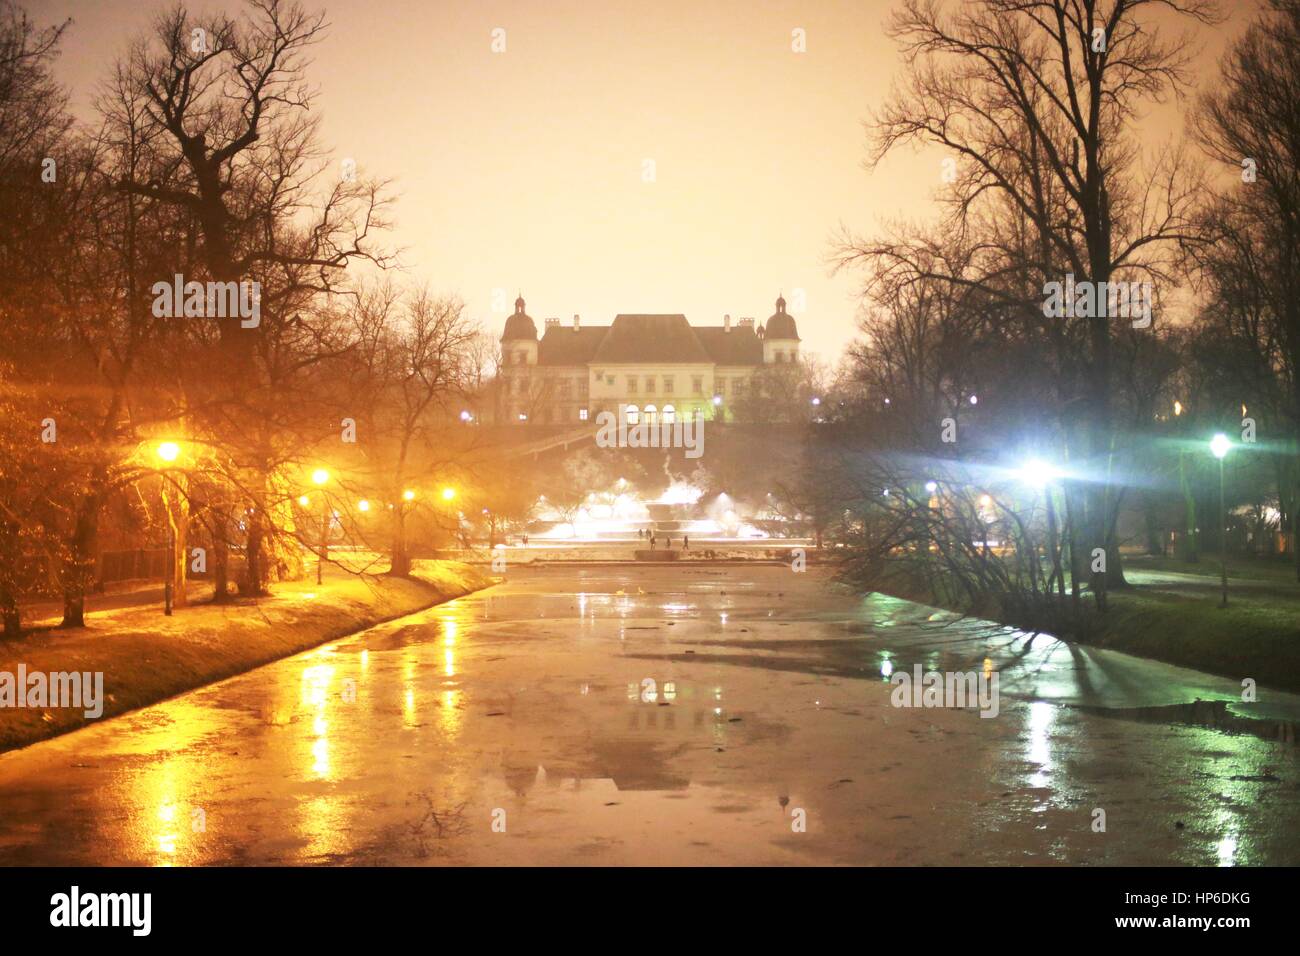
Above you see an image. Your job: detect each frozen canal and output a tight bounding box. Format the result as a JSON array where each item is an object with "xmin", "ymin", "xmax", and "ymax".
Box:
[{"xmin": 0, "ymin": 564, "xmax": 1297, "ymax": 865}]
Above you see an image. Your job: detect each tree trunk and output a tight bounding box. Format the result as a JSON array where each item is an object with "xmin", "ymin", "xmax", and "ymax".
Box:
[
  {"xmin": 390, "ymin": 506, "xmax": 411, "ymax": 577},
  {"xmin": 212, "ymin": 507, "xmax": 231, "ymax": 602},
  {"xmin": 60, "ymin": 493, "xmax": 100, "ymax": 628}
]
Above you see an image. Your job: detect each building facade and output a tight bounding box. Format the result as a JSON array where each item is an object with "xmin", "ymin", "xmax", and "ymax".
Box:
[{"xmin": 498, "ymin": 295, "xmax": 800, "ymax": 425}]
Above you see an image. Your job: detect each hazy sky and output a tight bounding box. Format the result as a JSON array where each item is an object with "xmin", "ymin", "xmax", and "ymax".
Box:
[{"xmin": 40, "ymin": 0, "xmax": 1258, "ymax": 360}]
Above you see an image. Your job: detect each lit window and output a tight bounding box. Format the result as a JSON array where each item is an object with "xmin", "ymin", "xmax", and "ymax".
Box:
[
  {"xmin": 644, "ymin": 404, "xmax": 658, "ymax": 426},
  {"xmin": 662, "ymin": 404, "xmax": 676, "ymax": 424},
  {"xmin": 579, "ymin": 408, "xmax": 588, "ymax": 421},
  {"xmin": 625, "ymin": 404, "xmax": 640, "ymax": 425}
]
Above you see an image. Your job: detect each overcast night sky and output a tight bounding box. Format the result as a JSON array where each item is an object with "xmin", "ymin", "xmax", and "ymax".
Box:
[{"xmin": 40, "ymin": 0, "xmax": 1257, "ymax": 359}]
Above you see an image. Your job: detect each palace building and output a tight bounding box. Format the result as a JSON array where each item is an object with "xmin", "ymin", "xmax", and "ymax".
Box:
[{"xmin": 498, "ymin": 295, "xmax": 801, "ymax": 425}]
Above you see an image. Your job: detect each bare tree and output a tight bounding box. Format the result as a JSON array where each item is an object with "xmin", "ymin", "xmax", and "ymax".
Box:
[{"xmin": 838, "ymin": 0, "xmax": 1217, "ymax": 605}]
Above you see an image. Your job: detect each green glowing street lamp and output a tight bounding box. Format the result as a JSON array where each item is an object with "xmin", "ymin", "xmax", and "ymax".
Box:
[{"xmin": 1211, "ymin": 433, "xmax": 1231, "ymax": 608}]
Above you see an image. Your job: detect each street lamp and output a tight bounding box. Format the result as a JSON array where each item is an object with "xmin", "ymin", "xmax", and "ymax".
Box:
[
  {"xmin": 1016, "ymin": 459, "xmax": 1064, "ymax": 599},
  {"xmin": 441, "ymin": 487, "xmax": 456, "ymax": 502},
  {"xmin": 312, "ymin": 469, "xmax": 329, "ymax": 584},
  {"xmin": 1211, "ymin": 433, "xmax": 1231, "ymax": 607},
  {"xmin": 155, "ymin": 442, "xmax": 181, "ymax": 615}
]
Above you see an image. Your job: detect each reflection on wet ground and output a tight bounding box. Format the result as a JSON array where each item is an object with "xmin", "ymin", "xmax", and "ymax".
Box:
[{"xmin": 0, "ymin": 565, "xmax": 1296, "ymax": 865}]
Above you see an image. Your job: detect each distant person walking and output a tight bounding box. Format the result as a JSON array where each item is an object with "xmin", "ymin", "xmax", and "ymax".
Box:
[
  {"xmin": 683, "ymin": 535, "xmax": 689, "ymax": 550},
  {"xmin": 650, "ymin": 534, "xmax": 656, "ymax": 549}
]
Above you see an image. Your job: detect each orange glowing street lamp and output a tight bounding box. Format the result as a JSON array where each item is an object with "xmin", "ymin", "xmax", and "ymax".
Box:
[
  {"xmin": 312, "ymin": 469, "xmax": 330, "ymax": 584},
  {"xmin": 403, "ymin": 489, "xmax": 416, "ymax": 502},
  {"xmin": 441, "ymin": 487, "xmax": 456, "ymax": 502},
  {"xmin": 154, "ymin": 442, "xmax": 185, "ymax": 615}
]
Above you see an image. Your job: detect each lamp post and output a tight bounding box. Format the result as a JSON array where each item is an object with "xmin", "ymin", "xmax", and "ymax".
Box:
[
  {"xmin": 1017, "ymin": 459, "xmax": 1064, "ymax": 599},
  {"xmin": 312, "ymin": 469, "xmax": 330, "ymax": 584},
  {"xmin": 1210, "ymin": 433, "xmax": 1231, "ymax": 607},
  {"xmin": 156, "ymin": 442, "xmax": 180, "ymax": 615}
]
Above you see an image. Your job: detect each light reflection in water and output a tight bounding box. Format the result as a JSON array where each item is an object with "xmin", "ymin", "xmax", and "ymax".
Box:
[
  {"xmin": 125, "ymin": 712, "xmax": 208, "ymax": 866},
  {"xmin": 439, "ymin": 689, "xmax": 463, "ymax": 738},
  {"xmin": 300, "ymin": 662, "xmax": 336, "ymax": 781},
  {"xmin": 1026, "ymin": 701, "xmax": 1055, "ymax": 790}
]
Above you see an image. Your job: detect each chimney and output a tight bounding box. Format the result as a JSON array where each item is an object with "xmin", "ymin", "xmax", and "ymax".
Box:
[
  {"xmin": 724, "ymin": 313, "xmax": 731, "ymax": 332},
  {"xmin": 544, "ymin": 317, "xmax": 559, "ymax": 330},
  {"xmin": 737, "ymin": 317, "xmax": 755, "ymax": 330},
  {"xmin": 573, "ymin": 313, "xmax": 581, "ymax": 332}
]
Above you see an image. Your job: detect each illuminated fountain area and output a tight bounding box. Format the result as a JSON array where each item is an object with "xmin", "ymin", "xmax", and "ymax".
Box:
[{"xmin": 533, "ymin": 478, "xmax": 773, "ymax": 541}]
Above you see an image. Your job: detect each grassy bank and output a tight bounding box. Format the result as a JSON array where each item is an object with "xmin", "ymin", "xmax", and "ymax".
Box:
[
  {"xmin": 864, "ymin": 553, "xmax": 1300, "ymax": 693},
  {"xmin": 0, "ymin": 560, "xmax": 494, "ymax": 753}
]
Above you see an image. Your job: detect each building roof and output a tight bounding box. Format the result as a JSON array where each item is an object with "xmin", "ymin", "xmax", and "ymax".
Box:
[
  {"xmin": 517, "ymin": 308, "xmax": 773, "ymax": 367},
  {"xmin": 695, "ymin": 326, "xmax": 764, "ymax": 365},
  {"xmin": 539, "ymin": 325, "xmax": 609, "ymax": 364},
  {"xmin": 501, "ymin": 295, "xmax": 537, "ymax": 341},
  {"xmin": 765, "ymin": 295, "xmax": 800, "ymax": 341},
  {"xmin": 590, "ymin": 314, "xmax": 714, "ymax": 364}
]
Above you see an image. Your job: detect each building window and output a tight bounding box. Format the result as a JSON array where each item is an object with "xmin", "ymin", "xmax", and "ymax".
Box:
[
  {"xmin": 516, "ymin": 351, "xmax": 526, "ymax": 365},
  {"xmin": 717, "ymin": 378, "xmax": 726, "ymax": 396},
  {"xmin": 627, "ymin": 376, "xmax": 638, "ymax": 394},
  {"xmin": 663, "ymin": 376, "xmax": 674, "ymax": 394},
  {"xmin": 644, "ymin": 404, "xmax": 658, "ymax": 426},
  {"xmin": 578, "ymin": 378, "xmax": 588, "ymax": 397},
  {"xmin": 579, "ymin": 408, "xmax": 588, "ymax": 421},
  {"xmin": 692, "ymin": 375, "xmax": 703, "ymax": 395},
  {"xmin": 645, "ymin": 377, "xmax": 655, "ymax": 394},
  {"xmin": 606, "ymin": 375, "xmax": 614, "ymax": 385},
  {"xmin": 734, "ymin": 378, "xmax": 746, "ymax": 397},
  {"xmin": 662, "ymin": 404, "xmax": 676, "ymax": 424},
  {"xmin": 558, "ymin": 379, "xmax": 571, "ymax": 397},
  {"xmin": 625, "ymin": 404, "xmax": 640, "ymax": 425}
]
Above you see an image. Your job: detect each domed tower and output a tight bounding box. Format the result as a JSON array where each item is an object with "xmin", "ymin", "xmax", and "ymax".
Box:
[
  {"xmin": 501, "ymin": 295, "xmax": 538, "ymax": 367},
  {"xmin": 762, "ymin": 294, "xmax": 800, "ymax": 364}
]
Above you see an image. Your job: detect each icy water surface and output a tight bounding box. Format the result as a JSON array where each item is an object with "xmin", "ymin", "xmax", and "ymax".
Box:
[{"xmin": 0, "ymin": 565, "xmax": 1296, "ymax": 865}]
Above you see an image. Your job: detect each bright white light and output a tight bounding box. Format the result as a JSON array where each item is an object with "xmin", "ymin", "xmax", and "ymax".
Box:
[
  {"xmin": 969, "ymin": 394, "xmax": 978, "ymax": 405},
  {"xmin": 1210, "ymin": 433, "xmax": 1231, "ymax": 459},
  {"xmin": 712, "ymin": 395, "xmax": 722, "ymax": 405},
  {"xmin": 924, "ymin": 481, "xmax": 938, "ymax": 494},
  {"xmin": 811, "ymin": 396, "xmax": 821, "ymax": 406},
  {"xmin": 460, "ymin": 410, "xmax": 472, "ymax": 422},
  {"xmin": 1016, "ymin": 459, "xmax": 1060, "ymax": 488}
]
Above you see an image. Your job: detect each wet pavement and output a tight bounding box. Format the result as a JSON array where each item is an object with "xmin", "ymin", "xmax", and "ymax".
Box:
[{"xmin": 0, "ymin": 564, "xmax": 1297, "ymax": 865}]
